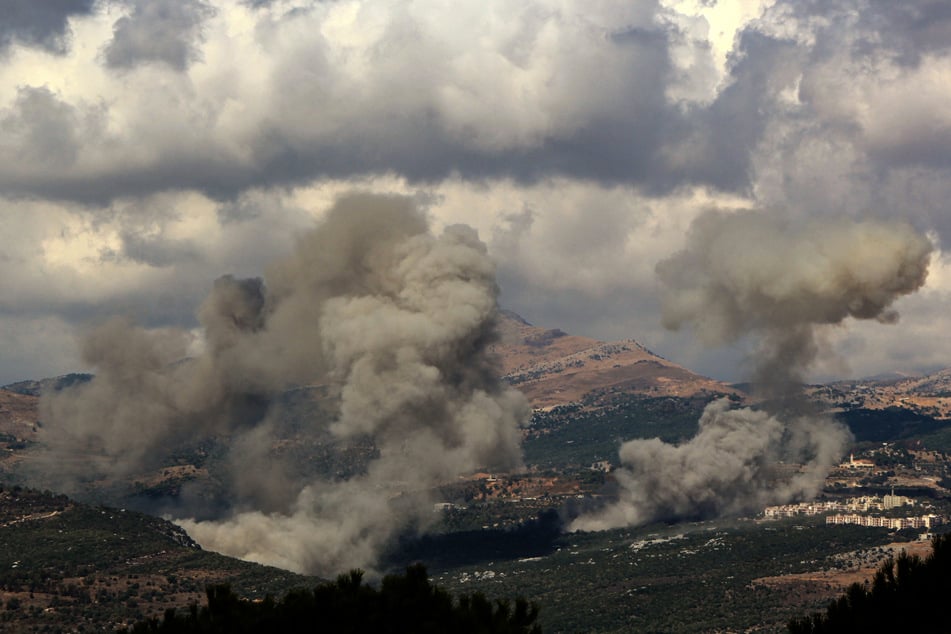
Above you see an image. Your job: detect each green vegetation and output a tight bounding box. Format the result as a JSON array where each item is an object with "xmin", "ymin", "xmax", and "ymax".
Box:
[
  {"xmin": 122, "ymin": 564, "xmax": 540, "ymax": 634},
  {"xmin": 8, "ymin": 386, "xmax": 951, "ymax": 632},
  {"xmin": 0, "ymin": 487, "xmax": 318, "ymax": 631},
  {"xmin": 5, "ymin": 483, "xmax": 915, "ymax": 633},
  {"xmin": 417, "ymin": 517, "xmax": 902, "ymax": 633},
  {"xmin": 917, "ymin": 425, "xmax": 951, "ymax": 453},
  {"xmin": 437, "ymin": 499, "xmax": 566, "ymax": 533},
  {"xmin": 523, "ymin": 396, "xmax": 710, "ymax": 468},
  {"xmin": 385, "ymin": 510, "xmax": 563, "ymax": 572},
  {"xmin": 789, "ymin": 533, "xmax": 951, "ymax": 633},
  {"xmin": 836, "ymin": 407, "xmax": 948, "ymax": 443},
  {"xmin": 2, "ymin": 373, "xmax": 93, "ymax": 396}
]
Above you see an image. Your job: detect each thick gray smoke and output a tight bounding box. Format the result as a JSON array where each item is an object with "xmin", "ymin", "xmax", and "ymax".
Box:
[
  {"xmin": 38, "ymin": 193, "xmax": 530, "ymax": 575},
  {"xmin": 572, "ymin": 211, "xmax": 933, "ymax": 532},
  {"xmin": 656, "ymin": 211, "xmax": 934, "ymax": 395}
]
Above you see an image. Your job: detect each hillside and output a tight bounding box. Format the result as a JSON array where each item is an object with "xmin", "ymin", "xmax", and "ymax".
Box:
[
  {"xmin": 0, "ymin": 390, "xmax": 39, "ymax": 484},
  {"xmin": 2, "ymin": 319, "xmax": 951, "ymax": 632},
  {"xmin": 0, "ymin": 487, "xmax": 318, "ymax": 632},
  {"xmin": 491, "ymin": 311, "xmax": 740, "ymax": 410},
  {"xmin": 0, "ymin": 389, "xmax": 38, "ymax": 440},
  {"xmin": 3, "ymin": 373, "xmax": 92, "ymax": 398},
  {"xmin": 811, "ymin": 368, "xmax": 951, "ymax": 420}
]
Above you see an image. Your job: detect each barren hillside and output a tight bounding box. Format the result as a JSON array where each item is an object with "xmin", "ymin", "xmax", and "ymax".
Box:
[
  {"xmin": 491, "ymin": 311, "xmax": 739, "ymax": 409},
  {"xmin": 811, "ymin": 368, "xmax": 951, "ymax": 419},
  {"xmin": 0, "ymin": 389, "xmax": 38, "ymax": 440}
]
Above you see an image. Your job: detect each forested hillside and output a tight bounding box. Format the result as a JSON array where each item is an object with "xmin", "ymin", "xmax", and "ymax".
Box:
[{"xmin": 789, "ymin": 533, "xmax": 951, "ymax": 633}]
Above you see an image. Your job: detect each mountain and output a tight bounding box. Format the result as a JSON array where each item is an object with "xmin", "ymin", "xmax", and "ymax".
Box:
[
  {"xmin": 491, "ymin": 310, "xmax": 740, "ymax": 409},
  {"xmin": 3, "ymin": 373, "xmax": 93, "ymax": 398},
  {"xmin": 0, "ymin": 315, "xmax": 752, "ymax": 490},
  {"xmin": 811, "ymin": 367, "xmax": 951, "ymax": 420}
]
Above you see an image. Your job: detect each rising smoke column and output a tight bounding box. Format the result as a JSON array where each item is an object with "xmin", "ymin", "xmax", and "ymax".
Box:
[
  {"xmin": 571, "ymin": 211, "xmax": 933, "ymax": 531},
  {"xmin": 39, "ymin": 193, "xmax": 530, "ymax": 575}
]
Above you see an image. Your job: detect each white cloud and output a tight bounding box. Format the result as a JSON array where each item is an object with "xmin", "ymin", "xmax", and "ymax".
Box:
[{"xmin": 0, "ymin": 0, "xmax": 950, "ymax": 385}]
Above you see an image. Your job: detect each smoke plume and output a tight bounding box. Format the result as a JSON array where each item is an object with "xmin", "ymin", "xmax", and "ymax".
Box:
[
  {"xmin": 572, "ymin": 211, "xmax": 933, "ymax": 532},
  {"xmin": 38, "ymin": 193, "xmax": 530, "ymax": 575}
]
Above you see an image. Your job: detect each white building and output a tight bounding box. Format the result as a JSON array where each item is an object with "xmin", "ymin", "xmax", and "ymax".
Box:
[{"xmin": 825, "ymin": 514, "xmax": 944, "ymax": 529}]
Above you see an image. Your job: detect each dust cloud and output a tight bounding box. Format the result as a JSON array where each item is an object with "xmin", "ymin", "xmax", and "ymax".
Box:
[
  {"xmin": 38, "ymin": 193, "xmax": 530, "ymax": 575},
  {"xmin": 572, "ymin": 211, "xmax": 933, "ymax": 531}
]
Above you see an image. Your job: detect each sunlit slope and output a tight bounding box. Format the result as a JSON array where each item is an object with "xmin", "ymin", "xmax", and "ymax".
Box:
[{"xmin": 491, "ymin": 310, "xmax": 740, "ymax": 409}]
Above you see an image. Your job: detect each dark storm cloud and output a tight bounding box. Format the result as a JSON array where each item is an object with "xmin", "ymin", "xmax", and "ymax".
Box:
[
  {"xmin": 764, "ymin": 0, "xmax": 951, "ymax": 172},
  {"xmin": 0, "ymin": 275, "xmax": 207, "ymax": 331},
  {"xmin": 875, "ymin": 0, "xmax": 951, "ymax": 63},
  {"xmin": 103, "ymin": 0, "xmax": 215, "ymax": 71},
  {"xmin": 0, "ymin": 5, "xmax": 752, "ymax": 203},
  {"xmin": 216, "ymin": 197, "xmax": 263, "ymax": 224},
  {"xmin": 665, "ymin": 31, "xmax": 804, "ymax": 192},
  {"xmin": 119, "ymin": 230, "xmax": 201, "ymax": 267},
  {"xmin": 1, "ymin": 0, "xmax": 950, "ymax": 210},
  {"xmin": 228, "ymin": 0, "xmax": 951, "ymax": 203},
  {"xmin": 0, "ymin": 87, "xmax": 82, "ymax": 167},
  {"xmin": 0, "ymin": 0, "xmax": 96, "ymax": 55},
  {"xmin": 139, "ymin": 22, "xmax": 683, "ymax": 197},
  {"xmin": 788, "ymin": 0, "xmax": 951, "ymax": 67}
]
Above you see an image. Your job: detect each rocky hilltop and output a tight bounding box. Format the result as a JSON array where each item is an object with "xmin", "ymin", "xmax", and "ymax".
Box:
[
  {"xmin": 491, "ymin": 310, "xmax": 739, "ymax": 409},
  {"xmin": 811, "ymin": 368, "xmax": 951, "ymax": 420}
]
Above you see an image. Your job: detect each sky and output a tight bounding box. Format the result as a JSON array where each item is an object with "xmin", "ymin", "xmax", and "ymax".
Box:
[{"xmin": 1, "ymin": 0, "xmax": 950, "ymax": 386}]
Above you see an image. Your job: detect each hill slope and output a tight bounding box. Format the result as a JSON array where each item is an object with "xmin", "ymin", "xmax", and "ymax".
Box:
[
  {"xmin": 0, "ymin": 487, "xmax": 318, "ymax": 631},
  {"xmin": 811, "ymin": 368, "xmax": 951, "ymax": 420},
  {"xmin": 491, "ymin": 311, "xmax": 739, "ymax": 409},
  {"xmin": 0, "ymin": 390, "xmax": 39, "ymax": 485},
  {"xmin": 0, "ymin": 389, "xmax": 38, "ymax": 440}
]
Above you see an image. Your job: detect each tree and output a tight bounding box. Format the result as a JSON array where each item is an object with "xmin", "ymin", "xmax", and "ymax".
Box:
[
  {"xmin": 788, "ymin": 533, "xmax": 951, "ymax": 633},
  {"xmin": 122, "ymin": 563, "xmax": 541, "ymax": 633}
]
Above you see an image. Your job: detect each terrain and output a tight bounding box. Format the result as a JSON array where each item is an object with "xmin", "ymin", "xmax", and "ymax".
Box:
[
  {"xmin": 0, "ymin": 487, "xmax": 318, "ymax": 632},
  {"xmin": 0, "ymin": 390, "xmax": 39, "ymax": 488},
  {"xmin": 3, "ymin": 312, "xmax": 951, "ymax": 631},
  {"xmin": 810, "ymin": 370, "xmax": 951, "ymax": 420},
  {"xmin": 426, "ymin": 517, "xmax": 921, "ymax": 633},
  {"xmin": 492, "ymin": 311, "xmax": 740, "ymax": 409},
  {"xmin": 0, "ymin": 389, "xmax": 38, "ymax": 444}
]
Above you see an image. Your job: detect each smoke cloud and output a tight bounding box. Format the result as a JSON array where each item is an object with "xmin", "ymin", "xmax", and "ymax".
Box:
[
  {"xmin": 656, "ymin": 211, "xmax": 934, "ymax": 394},
  {"xmin": 572, "ymin": 211, "xmax": 933, "ymax": 532},
  {"xmin": 37, "ymin": 193, "xmax": 530, "ymax": 575}
]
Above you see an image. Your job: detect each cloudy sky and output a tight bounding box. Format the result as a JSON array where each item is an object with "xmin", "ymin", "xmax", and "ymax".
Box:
[{"xmin": 0, "ymin": 0, "xmax": 949, "ymax": 385}]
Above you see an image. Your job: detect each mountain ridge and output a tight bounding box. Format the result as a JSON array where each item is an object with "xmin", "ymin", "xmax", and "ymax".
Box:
[
  {"xmin": 811, "ymin": 368, "xmax": 951, "ymax": 420},
  {"xmin": 491, "ymin": 310, "xmax": 741, "ymax": 409}
]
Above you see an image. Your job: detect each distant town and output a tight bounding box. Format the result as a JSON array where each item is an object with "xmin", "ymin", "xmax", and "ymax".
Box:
[
  {"xmin": 761, "ymin": 446, "xmax": 951, "ymax": 531},
  {"xmin": 763, "ymin": 492, "xmax": 945, "ymax": 530}
]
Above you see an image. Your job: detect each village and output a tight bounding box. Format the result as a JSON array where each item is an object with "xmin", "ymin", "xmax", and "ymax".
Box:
[{"xmin": 761, "ymin": 445, "xmax": 951, "ymax": 532}]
